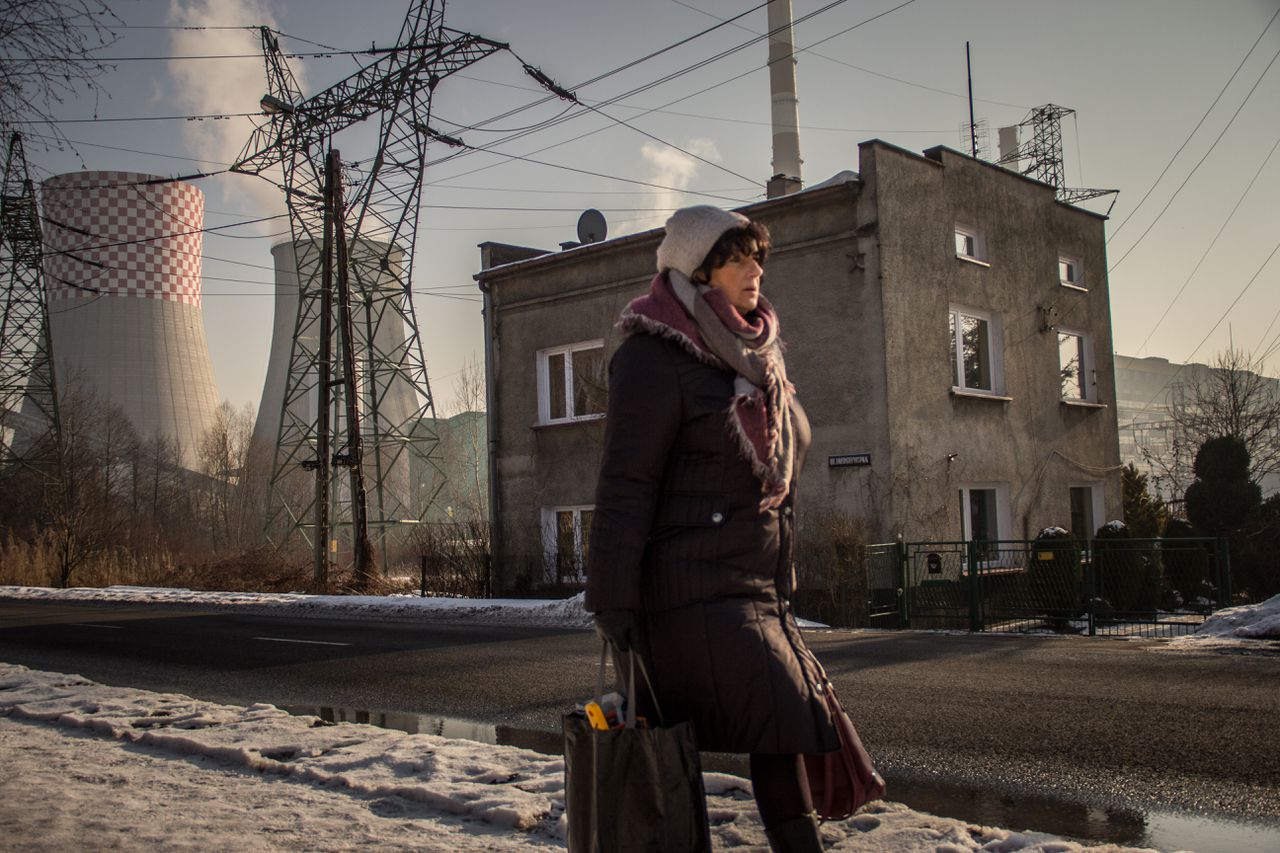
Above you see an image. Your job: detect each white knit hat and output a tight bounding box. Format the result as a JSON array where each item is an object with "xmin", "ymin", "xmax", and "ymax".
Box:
[{"xmin": 655, "ymin": 205, "xmax": 750, "ymax": 278}]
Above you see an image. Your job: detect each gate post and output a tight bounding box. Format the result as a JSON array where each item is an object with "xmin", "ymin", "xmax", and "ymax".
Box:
[
  {"xmin": 896, "ymin": 537, "xmax": 909, "ymax": 629},
  {"xmin": 967, "ymin": 539, "xmax": 982, "ymax": 632},
  {"xmin": 1083, "ymin": 540, "xmax": 1096, "ymax": 636},
  {"xmin": 1216, "ymin": 536, "xmax": 1233, "ymax": 604}
]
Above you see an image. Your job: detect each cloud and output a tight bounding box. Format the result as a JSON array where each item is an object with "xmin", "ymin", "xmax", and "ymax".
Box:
[
  {"xmin": 636, "ymin": 138, "xmax": 722, "ymax": 231},
  {"xmin": 166, "ymin": 0, "xmax": 296, "ymax": 228}
]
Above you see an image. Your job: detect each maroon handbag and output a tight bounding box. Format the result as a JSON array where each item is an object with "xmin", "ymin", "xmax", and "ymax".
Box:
[{"xmin": 804, "ymin": 676, "xmax": 886, "ymax": 821}]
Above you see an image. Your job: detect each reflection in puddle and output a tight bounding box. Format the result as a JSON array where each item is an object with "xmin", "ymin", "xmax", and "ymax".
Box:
[
  {"xmin": 284, "ymin": 705, "xmax": 1279, "ymax": 853},
  {"xmin": 284, "ymin": 705, "xmax": 565, "ymax": 756}
]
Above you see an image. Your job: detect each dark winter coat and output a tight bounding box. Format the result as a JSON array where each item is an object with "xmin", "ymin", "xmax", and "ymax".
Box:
[
  {"xmin": 584, "ymin": 331, "xmax": 838, "ymax": 755},
  {"xmin": 584, "ymin": 332, "xmax": 806, "ymax": 613}
]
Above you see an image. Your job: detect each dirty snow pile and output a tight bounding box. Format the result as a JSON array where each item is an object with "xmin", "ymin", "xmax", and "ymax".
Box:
[
  {"xmin": 1165, "ymin": 593, "xmax": 1280, "ymax": 652},
  {"xmin": 0, "ymin": 663, "xmax": 1182, "ymax": 853}
]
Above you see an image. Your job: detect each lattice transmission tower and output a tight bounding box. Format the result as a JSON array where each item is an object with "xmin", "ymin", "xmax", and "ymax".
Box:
[
  {"xmin": 998, "ymin": 104, "xmax": 1117, "ymax": 207},
  {"xmin": 232, "ymin": 0, "xmax": 508, "ymax": 584},
  {"xmin": 0, "ymin": 132, "xmax": 62, "ymax": 482}
]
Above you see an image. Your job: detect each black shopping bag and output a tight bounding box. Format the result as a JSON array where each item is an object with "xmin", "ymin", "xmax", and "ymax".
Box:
[{"xmin": 562, "ymin": 646, "xmax": 710, "ymax": 853}]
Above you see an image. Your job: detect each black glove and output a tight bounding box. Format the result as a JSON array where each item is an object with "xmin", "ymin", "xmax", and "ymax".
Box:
[{"xmin": 594, "ymin": 609, "xmax": 641, "ymax": 653}]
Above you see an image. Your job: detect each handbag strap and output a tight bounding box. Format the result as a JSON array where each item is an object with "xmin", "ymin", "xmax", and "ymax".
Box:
[
  {"xmin": 782, "ymin": 597, "xmax": 834, "ymax": 688},
  {"xmin": 594, "ymin": 640, "xmax": 666, "ymax": 728}
]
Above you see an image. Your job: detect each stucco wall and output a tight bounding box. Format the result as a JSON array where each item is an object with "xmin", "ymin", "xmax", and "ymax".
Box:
[
  {"xmin": 482, "ymin": 234, "xmax": 658, "ymax": 584},
  {"xmin": 865, "ymin": 141, "xmax": 1121, "ymax": 540}
]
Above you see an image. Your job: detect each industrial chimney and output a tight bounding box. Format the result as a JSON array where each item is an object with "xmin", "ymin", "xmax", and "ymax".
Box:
[
  {"xmin": 766, "ymin": 0, "xmax": 803, "ymax": 198},
  {"xmin": 40, "ymin": 171, "xmax": 222, "ymax": 470}
]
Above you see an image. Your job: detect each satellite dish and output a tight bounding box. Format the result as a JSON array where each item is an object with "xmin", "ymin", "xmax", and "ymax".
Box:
[{"xmin": 577, "ymin": 208, "xmax": 607, "ymax": 244}]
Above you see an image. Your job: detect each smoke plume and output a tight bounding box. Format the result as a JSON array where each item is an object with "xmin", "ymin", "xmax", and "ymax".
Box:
[
  {"xmin": 637, "ymin": 138, "xmax": 722, "ymax": 231},
  {"xmin": 166, "ymin": 0, "xmax": 298, "ymax": 227}
]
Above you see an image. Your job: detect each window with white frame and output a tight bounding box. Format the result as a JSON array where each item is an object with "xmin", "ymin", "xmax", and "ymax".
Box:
[
  {"xmin": 1068, "ymin": 485, "xmax": 1102, "ymax": 539},
  {"xmin": 958, "ymin": 485, "xmax": 1010, "ymax": 563},
  {"xmin": 1059, "ymin": 254, "xmax": 1085, "ymax": 289},
  {"xmin": 954, "ymin": 224, "xmax": 987, "ymax": 262},
  {"xmin": 949, "ymin": 306, "xmax": 1003, "ymax": 394},
  {"xmin": 537, "ymin": 340, "xmax": 606, "ymax": 424},
  {"xmin": 1057, "ymin": 329, "xmax": 1095, "ymax": 402},
  {"xmin": 542, "ymin": 505, "xmax": 594, "ymax": 583}
]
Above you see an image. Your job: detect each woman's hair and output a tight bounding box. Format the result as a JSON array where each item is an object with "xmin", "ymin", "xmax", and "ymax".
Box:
[{"xmin": 691, "ymin": 221, "xmax": 772, "ymax": 284}]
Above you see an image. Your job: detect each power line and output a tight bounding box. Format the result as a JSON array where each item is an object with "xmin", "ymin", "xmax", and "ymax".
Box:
[
  {"xmin": 666, "ymin": 0, "xmax": 1027, "ymax": 110},
  {"xmin": 40, "ymin": 212, "xmax": 290, "ymax": 259},
  {"xmin": 513, "ymin": 55, "xmax": 763, "ymax": 188},
  {"xmin": 1108, "ymin": 38, "xmax": 1280, "ymax": 273},
  {"xmin": 33, "ymin": 51, "xmax": 365, "ymax": 62},
  {"xmin": 448, "ymin": 73, "xmax": 951, "ymax": 134},
  {"xmin": 423, "ymin": 0, "xmax": 859, "ymax": 175},
  {"xmin": 1108, "ymin": 6, "xmax": 1280, "ymax": 243},
  {"xmin": 10, "ymin": 112, "xmax": 266, "ymax": 125},
  {"xmin": 452, "ymin": 0, "xmax": 775, "ymax": 134},
  {"xmin": 18, "ymin": 131, "xmax": 236, "ymax": 167},
  {"xmin": 424, "ymin": 0, "xmax": 916, "ymax": 192},
  {"xmin": 1128, "ymin": 239, "xmax": 1280, "ymax": 423},
  {"xmin": 1135, "ymin": 131, "xmax": 1280, "ymax": 356}
]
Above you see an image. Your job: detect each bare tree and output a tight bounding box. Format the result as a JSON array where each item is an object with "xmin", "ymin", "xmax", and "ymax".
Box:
[
  {"xmin": 1152, "ymin": 348, "xmax": 1280, "ymax": 496},
  {"xmin": 417, "ymin": 356, "xmax": 489, "ymax": 522},
  {"xmin": 0, "ymin": 1, "xmax": 121, "ymax": 141},
  {"xmin": 198, "ymin": 401, "xmax": 265, "ymax": 554},
  {"xmin": 43, "ymin": 382, "xmax": 137, "ymax": 587}
]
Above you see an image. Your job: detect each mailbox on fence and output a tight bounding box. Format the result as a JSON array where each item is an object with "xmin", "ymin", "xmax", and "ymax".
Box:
[{"xmin": 926, "ymin": 552, "xmax": 942, "ymax": 575}]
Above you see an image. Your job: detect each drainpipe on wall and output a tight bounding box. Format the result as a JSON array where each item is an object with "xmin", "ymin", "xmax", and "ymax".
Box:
[{"xmin": 478, "ymin": 275, "xmax": 501, "ymax": 597}]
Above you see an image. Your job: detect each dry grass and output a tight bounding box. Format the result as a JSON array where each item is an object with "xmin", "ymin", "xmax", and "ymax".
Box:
[{"xmin": 0, "ymin": 533, "xmax": 311, "ymax": 593}]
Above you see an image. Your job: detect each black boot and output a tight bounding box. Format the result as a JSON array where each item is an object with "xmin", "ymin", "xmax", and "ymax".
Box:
[{"xmin": 764, "ymin": 812, "xmax": 824, "ymax": 853}]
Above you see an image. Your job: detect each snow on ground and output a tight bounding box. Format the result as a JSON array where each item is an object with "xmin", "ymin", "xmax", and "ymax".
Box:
[
  {"xmin": 0, "ymin": 663, "xmax": 1182, "ymax": 852},
  {"xmin": 1163, "ymin": 594, "xmax": 1280, "ymax": 653},
  {"xmin": 0, "ymin": 584, "xmax": 600, "ymax": 629},
  {"xmin": 2, "ymin": 584, "xmax": 1275, "ymax": 848}
]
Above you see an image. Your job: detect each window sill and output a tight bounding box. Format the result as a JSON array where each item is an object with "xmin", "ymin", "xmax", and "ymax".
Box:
[
  {"xmin": 956, "ymin": 254, "xmax": 991, "ymax": 268},
  {"xmin": 1060, "ymin": 399, "xmax": 1107, "ymax": 410},
  {"xmin": 533, "ymin": 414, "xmax": 606, "ymax": 430},
  {"xmin": 1059, "ymin": 282, "xmax": 1088, "ymax": 292},
  {"xmin": 951, "ymin": 388, "xmax": 1012, "ymax": 402}
]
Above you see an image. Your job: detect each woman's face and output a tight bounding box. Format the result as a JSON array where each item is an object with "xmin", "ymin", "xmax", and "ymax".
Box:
[{"xmin": 708, "ymin": 244, "xmax": 764, "ymax": 314}]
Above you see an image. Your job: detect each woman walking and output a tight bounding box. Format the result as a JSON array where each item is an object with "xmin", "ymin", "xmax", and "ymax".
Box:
[{"xmin": 585, "ymin": 205, "xmax": 838, "ymax": 853}]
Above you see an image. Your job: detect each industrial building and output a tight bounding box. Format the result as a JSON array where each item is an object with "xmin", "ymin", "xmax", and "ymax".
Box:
[
  {"xmin": 38, "ymin": 171, "xmax": 221, "ymax": 470},
  {"xmin": 476, "ymin": 140, "xmax": 1123, "ymax": 593}
]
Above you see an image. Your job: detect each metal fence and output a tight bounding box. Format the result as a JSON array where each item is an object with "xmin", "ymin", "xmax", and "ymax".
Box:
[{"xmin": 801, "ymin": 537, "xmax": 1231, "ymax": 637}]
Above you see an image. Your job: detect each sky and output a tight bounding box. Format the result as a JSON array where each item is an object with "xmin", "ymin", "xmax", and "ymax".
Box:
[
  {"xmin": 16, "ymin": 0, "xmax": 1280, "ymax": 417},
  {"xmin": 1, "ymin": 589, "xmax": 1276, "ymax": 850}
]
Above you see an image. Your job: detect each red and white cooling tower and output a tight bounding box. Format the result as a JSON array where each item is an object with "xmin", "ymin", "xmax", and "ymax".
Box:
[{"xmin": 40, "ymin": 171, "xmax": 221, "ymax": 468}]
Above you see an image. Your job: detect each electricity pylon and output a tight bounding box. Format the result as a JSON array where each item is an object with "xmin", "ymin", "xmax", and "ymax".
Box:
[
  {"xmin": 232, "ymin": 1, "xmax": 506, "ymax": 585},
  {"xmin": 0, "ymin": 132, "xmax": 62, "ymax": 483},
  {"xmin": 998, "ymin": 104, "xmax": 1117, "ymax": 206}
]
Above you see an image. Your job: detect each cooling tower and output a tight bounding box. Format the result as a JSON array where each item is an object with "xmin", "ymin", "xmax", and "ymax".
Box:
[
  {"xmin": 40, "ymin": 171, "xmax": 221, "ymax": 470},
  {"xmin": 253, "ymin": 238, "xmax": 420, "ymax": 517}
]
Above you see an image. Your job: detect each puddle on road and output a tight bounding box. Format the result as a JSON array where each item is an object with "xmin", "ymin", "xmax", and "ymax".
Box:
[{"xmin": 284, "ymin": 704, "xmax": 1279, "ymax": 853}]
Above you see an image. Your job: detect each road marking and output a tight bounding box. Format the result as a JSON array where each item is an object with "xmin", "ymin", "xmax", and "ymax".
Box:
[
  {"xmin": 252, "ymin": 636, "xmax": 352, "ymax": 647},
  {"xmin": 67, "ymin": 623, "xmax": 124, "ymax": 630}
]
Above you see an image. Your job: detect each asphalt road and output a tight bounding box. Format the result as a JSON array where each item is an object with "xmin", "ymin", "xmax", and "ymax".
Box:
[{"xmin": 1, "ymin": 600, "xmax": 1277, "ymax": 847}]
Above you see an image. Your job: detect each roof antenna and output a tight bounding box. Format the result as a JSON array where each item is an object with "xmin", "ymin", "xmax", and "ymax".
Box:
[{"xmin": 966, "ymin": 41, "xmax": 978, "ymax": 158}]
